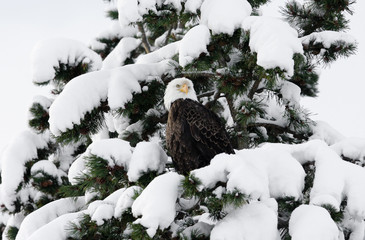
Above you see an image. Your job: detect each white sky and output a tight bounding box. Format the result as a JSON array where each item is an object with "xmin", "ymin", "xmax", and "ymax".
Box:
[
  {"xmin": 0, "ymin": 0, "xmax": 110, "ymax": 150},
  {"xmin": 0, "ymin": 0, "xmax": 364, "ymax": 151}
]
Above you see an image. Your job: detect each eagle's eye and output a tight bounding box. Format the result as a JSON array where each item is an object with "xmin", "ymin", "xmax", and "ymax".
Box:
[{"xmin": 176, "ymin": 84, "xmax": 181, "ymax": 88}]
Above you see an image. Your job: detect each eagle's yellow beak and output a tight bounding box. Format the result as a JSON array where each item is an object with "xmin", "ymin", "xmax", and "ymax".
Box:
[{"xmin": 179, "ymin": 83, "xmax": 189, "ymax": 94}]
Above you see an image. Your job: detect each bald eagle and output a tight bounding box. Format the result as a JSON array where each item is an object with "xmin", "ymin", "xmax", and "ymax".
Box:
[{"xmin": 164, "ymin": 78, "xmax": 234, "ymax": 175}]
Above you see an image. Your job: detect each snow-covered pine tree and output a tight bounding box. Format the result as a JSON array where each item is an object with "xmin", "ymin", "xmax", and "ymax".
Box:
[{"xmin": 0, "ymin": 0, "xmax": 363, "ymax": 239}]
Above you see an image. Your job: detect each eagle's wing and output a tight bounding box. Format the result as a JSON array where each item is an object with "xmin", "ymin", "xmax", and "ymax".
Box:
[{"xmin": 183, "ymin": 99, "xmax": 234, "ymax": 159}]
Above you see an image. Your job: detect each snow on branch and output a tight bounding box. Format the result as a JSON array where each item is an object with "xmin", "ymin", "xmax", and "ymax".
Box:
[
  {"xmin": 289, "ymin": 205, "xmax": 340, "ymax": 240},
  {"xmin": 16, "ymin": 197, "xmax": 86, "ymax": 240},
  {"xmin": 184, "ymin": 0, "xmax": 204, "ymax": 13},
  {"xmin": 114, "ymin": 186, "xmax": 142, "ymax": 218},
  {"xmin": 24, "ymin": 189, "xmax": 126, "ymax": 239},
  {"xmin": 264, "ymin": 140, "xmax": 365, "ymax": 220},
  {"xmin": 301, "ymin": 31, "xmax": 356, "ymax": 49},
  {"xmin": 136, "ymin": 41, "xmax": 180, "ymax": 64},
  {"xmin": 242, "ymin": 16, "xmax": 304, "ymax": 77},
  {"xmin": 309, "ymin": 120, "xmax": 345, "ymax": 146},
  {"xmin": 26, "ymin": 211, "xmax": 86, "ymax": 240},
  {"xmin": 68, "ymin": 138, "xmax": 170, "ymax": 186},
  {"xmin": 191, "ymin": 138, "xmax": 365, "ymax": 235},
  {"xmin": 127, "ymin": 142, "xmax": 168, "ymax": 182},
  {"xmin": 31, "ymin": 38, "xmax": 102, "ymax": 84},
  {"xmin": 331, "ymin": 138, "xmax": 365, "ymax": 163},
  {"xmin": 132, "ymin": 172, "xmax": 184, "ymax": 238},
  {"xmin": 102, "ymin": 37, "xmax": 141, "ymax": 70},
  {"xmin": 201, "ymin": 0, "xmax": 252, "ymax": 35},
  {"xmin": 0, "ymin": 130, "xmax": 50, "ymax": 211},
  {"xmin": 179, "ymin": 25, "xmax": 211, "ymax": 67},
  {"xmin": 137, "ymin": 24, "xmax": 210, "ymax": 68},
  {"xmin": 89, "ymin": 188, "xmax": 126, "ymax": 225},
  {"xmin": 48, "ymin": 60, "xmax": 175, "ymax": 136},
  {"xmin": 192, "ymin": 147, "xmax": 305, "ymax": 201},
  {"xmin": 211, "ymin": 201, "xmax": 279, "ymax": 240},
  {"xmin": 68, "ymin": 139, "xmax": 133, "ymax": 184},
  {"xmin": 117, "ymin": 0, "xmax": 182, "ymax": 29}
]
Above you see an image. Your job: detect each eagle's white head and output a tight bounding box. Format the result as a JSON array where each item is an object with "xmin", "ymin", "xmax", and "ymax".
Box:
[{"xmin": 164, "ymin": 78, "xmax": 198, "ymax": 111}]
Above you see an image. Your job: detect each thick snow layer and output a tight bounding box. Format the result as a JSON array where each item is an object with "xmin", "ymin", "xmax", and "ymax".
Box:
[
  {"xmin": 31, "ymin": 95, "xmax": 52, "ymax": 109},
  {"xmin": 179, "ymin": 25, "xmax": 211, "ymax": 67},
  {"xmin": 68, "ymin": 139, "xmax": 132, "ymax": 184},
  {"xmin": 30, "ymin": 160, "xmax": 63, "ymax": 184},
  {"xmin": 31, "ymin": 38, "xmax": 102, "ymax": 84},
  {"xmin": 132, "ymin": 172, "xmax": 184, "ymax": 237},
  {"xmin": 310, "ymin": 121, "xmax": 345, "ymax": 146},
  {"xmin": 26, "ymin": 211, "xmax": 86, "ymax": 240},
  {"xmin": 265, "ymin": 140, "xmax": 365, "ymax": 220},
  {"xmin": 242, "ymin": 16, "xmax": 303, "ymax": 77},
  {"xmin": 0, "ymin": 131, "xmax": 49, "ymax": 211},
  {"xmin": 181, "ymin": 222, "xmax": 213, "ymax": 239},
  {"xmin": 136, "ymin": 41, "xmax": 180, "ymax": 64},
  {"xmin": 192, "ymin": 138, "xmax": 365, "ymax": 223},
  {"xmin": 210, "ymin": 201, "xmax": 279, "ymax": 240},
  {"xmin": 201, "ymin": 0, "xmax": 252, "ymax": 35},
  {"xmin": 0, "ymin": 212, "xmax": 9, "ymax": 226},
  {"xmin": 342, "ymin": 210, "xmax": 365, "ymax": 240},
  {"xmin": 289, "ymin": 205, "xmax": 339, "ymax": 240},
  {"xmin": 104, "ymin": 112, "xmax": 130, "ymax": 135},
  {"xmin": 102, "ymin": 37, "xmax": 141, "ymax": 69},
  {"xmin": 89, "ymin": 138, "xmax": 132, "ymax": 168},
  {"xmin": 48, "ymin": 70, "xmax": 109, "ymax": 136},
  {"xmin": 2, "ymin": 213, "xmax": 25, "ymax": 240},
  {"xmin": 49, "ymin": 60, "xmax": 175, "ymax": 136},
  {"xmin": 15, "ymin": 197, "xmax": 85, "ymax": 240},
  {"xmin": 301, "ymin": 31, "xmax": 356, "ymax": 48},
  {"xmin": 117, "ymin": 0, "xmax": 141, "ymax": 29},
  {"xmin": 118, "ymin": 0, "xmax": 181, "ymax": 29},
  {"xmin": 192, "ymin": 147, "xmax": 305, "ymax": 201},
  {"xmin": 184, "ymin": 0, "xmax": 204, "ymax": 13},
  {"xmin": 280, "ymin": 80, "xmax": 301, "ymax": 107},
  {"xmin": 89, "ymin": 188, "xmax": 126, "ymax": 226},
  {"xmin": 331, "ymin": 137, "xmax": 365, "ymax": 161},
  {"xmin": 127, "ymin": 142, "xmax": 168, "ymax": 182},
  {"xmin": 254, "ymin": 91, "xmax": 288, "ymax": 128},
  {"xmin": 91, "ymin": 203, "xmax": 114, "ymax": 226},
  {"xmin": 91, "ymin": 21, "xmax": 138, "ymax": 51},
  {"xmin": 115, "ymin": 186, "xmax": 142, "ymax": 218}
]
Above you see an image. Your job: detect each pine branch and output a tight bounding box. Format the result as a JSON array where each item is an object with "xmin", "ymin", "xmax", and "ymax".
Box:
[
  {"xmin": 204, "ymin": 91, "xmax": 222, "ymax": 110},
  {"xmin": 248, "ymin": 78, "xmax": 262, "ymax": 99},
  {"xmin": 178, "ymin": 71, "xmax": 216, "ymax": 79},
  {"xmin": 164, "ymin": 26, "xmax": 173, "ymax": 46},
  {"xmin": 137, "ymin": 23, "xmax": 151, "ymax": 53},
  {"xmin": 248, "ymin": 122, "xmax": 309, "ymax": 140},
  {"xmin": 197, "ymin": 90, "xmax": 215, "ymax": 99}
]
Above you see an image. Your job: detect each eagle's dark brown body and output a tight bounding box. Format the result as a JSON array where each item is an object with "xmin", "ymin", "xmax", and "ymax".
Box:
[{"xmin": 166, "ymin": 98, "xmax": 234, "ymax": 175}]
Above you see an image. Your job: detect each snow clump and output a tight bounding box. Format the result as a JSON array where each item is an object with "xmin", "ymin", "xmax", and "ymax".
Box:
[
  {"xmin": 132, "ymin": 172, "xmax": 184, "ymax": 237},
  {"xmin": 289, "ymin": 205, "xmax": 340, "ymax": 240},
  {"xmin": 68, "ymin": 138, "xmax": 132, "ymax": 184},
  {"xmin": 211, "ymin": 201, "xmax": 279, "ymax": 240},
  {"xmin": 127, "ymin": 141, "xmax": 168, "ymax": 182},
  {"xmin": 31, "ymin": 38, "xmax": 102, "ymax": 84},
  {"xmin": 242, "ymin": 16, "xmax": 304, "ymax": 77},
  {"xmin": 201, "ymin": 0, "xmax": 252, "ymax": 35}
]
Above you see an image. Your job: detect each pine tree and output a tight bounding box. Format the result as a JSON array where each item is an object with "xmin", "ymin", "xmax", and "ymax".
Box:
[{"xmin": 0, "ymin": 0, "xmax": 363, "ymax": 239}]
